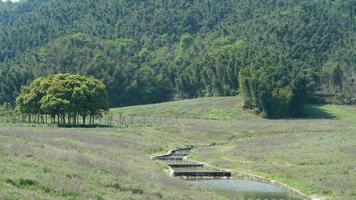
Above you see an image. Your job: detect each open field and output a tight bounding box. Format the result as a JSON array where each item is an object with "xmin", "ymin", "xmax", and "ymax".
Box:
[
  {"xmin": 113, "ymin": 97, "xmax": 356, "ymax": 199},
  {"xmin": 0, "ymin": 127, "xmax": 226, "ymax": 200},
  {"xmin": 1, "ymin": 96, "xmax": 356, "ymax": 199}
]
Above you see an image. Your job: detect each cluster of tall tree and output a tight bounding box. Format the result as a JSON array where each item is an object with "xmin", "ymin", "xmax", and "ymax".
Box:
[
  {"xmin": 239, "ymin": 64, "xmax": 317, "ymax": 118},
  {"xmin": 0, "ymin": 0, "xmax": 354, "ymax": 118},
  {"xmin": 16, "ymin": 74, "xmax": 108, "ymax": 125}
]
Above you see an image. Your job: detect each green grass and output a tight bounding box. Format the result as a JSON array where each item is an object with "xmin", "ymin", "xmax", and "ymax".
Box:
[
  {"xmin": 112, "ymin": 96, "xmax": 259, "ymax": 121},
  {"xmin": 1, "ymin": 96, "xmax": 356, "ymax": 199},
  {"xmin": 0, "ymin": 127, "xmax": 224, "ymax": 200},
  {"xmin": 305, "ymin": 104, "xmax": 356, "ymax": 120}
]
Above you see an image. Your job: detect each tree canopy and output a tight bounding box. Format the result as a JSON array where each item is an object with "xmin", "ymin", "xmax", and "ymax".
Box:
[
  {"xmin": 16, "ymin": 74, "xmax": 108, "ymax": 125},
  {"xmin": 239, "ymin": 65, "xmax": 317, "ymax": 118},
  {"xmin": 0, "ymin": 0, "xmax": 354, "ymax": 118}
]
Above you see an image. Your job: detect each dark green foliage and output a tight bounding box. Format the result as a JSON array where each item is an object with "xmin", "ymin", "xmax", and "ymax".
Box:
[
  {"xmin": 16, "ymin": 74, "xmax": 108, "ymax": 125},
  {"xmin": 331, "ymin": 66, "xmax": 344, "ymax": 91},
  {"xmin": 0, "ymin": 0, "xmax": 354, "ymax": 111},
  {"xmin": 239, "ymin": 65, "xmax": 318, "ymax": 118},
  {"xmin": 6, "ymin": 178, "xmax": 38, "ymax": 188},
  {"xmin": 108, "ymin": 183, "xmax": 144, "ymax": 195}
]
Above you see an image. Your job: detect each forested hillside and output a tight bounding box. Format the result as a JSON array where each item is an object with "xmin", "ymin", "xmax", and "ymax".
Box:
[{"xmin": 0, "ymin": 0, "xmax": 355, "ymax": 110}]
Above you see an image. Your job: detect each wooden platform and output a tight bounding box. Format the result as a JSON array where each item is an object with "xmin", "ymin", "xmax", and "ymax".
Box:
[
  {"xmin": 168, "ymin": 163, "xmax": 204, "ymax": 168},
  {"xmin": 153, "ymin": 147, "xmax": 232, "ymax": 179},
  {"xmin": 154, "ymin": 156, "xmax": 183, "ymax": 161},
  {"xmin": 173, "ymin": 171, "xmax": 232, "ymax": 178},
  {"xmin": 170, "ymin": 153, "xmax": 189, "ymax": 156}
]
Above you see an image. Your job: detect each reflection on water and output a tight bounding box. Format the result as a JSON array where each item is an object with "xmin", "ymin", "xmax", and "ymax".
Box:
[{"xmin": 189, "ymin": 179, "xmax": 303, "ymax": 200}]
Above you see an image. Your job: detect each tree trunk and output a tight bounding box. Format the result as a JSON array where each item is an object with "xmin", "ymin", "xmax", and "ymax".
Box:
[{"xmin": 63, "ymin": 114, "xmax": 66, "ymax": 125}]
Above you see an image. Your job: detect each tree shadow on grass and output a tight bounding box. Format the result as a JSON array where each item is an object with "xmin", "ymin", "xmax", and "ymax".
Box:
[
  {"xmin": 303, "ymin": 105, "xmax": 336, "ymax": 119},
  {"xmin": 57, "ymin": 124, "xmax": 114, "ymax": 128}
]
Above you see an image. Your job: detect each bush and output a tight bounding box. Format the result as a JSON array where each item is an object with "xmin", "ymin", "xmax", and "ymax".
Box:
[{"xmin": 6, "ymin": 178, "xmax": 38, "ymax": 188}]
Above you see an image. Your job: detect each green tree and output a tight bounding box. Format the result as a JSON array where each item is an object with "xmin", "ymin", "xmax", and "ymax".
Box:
[
  {"xmin": 17, "ymin": 74, "xmax": 108, "ymax": 125},
  {"xmin": 239, "ymin": 65, "xmax": 316, "ymax": 119},
  {"xmin": 1, "ymin": 0, "xmax": 355, "ymax": 108},
  {"xmin": 331, "ymin": 65, "xmax": 344, "ymax": 91},
  {"xmin": 16, "ymin": 77, "xmax": 49, "ymax": 123}
]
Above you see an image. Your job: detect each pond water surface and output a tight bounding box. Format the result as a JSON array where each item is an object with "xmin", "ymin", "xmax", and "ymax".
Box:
[
  {"xmin": 189, "ymin": 179, "xmax": 303, "ymax": 200},
  {"xmin": 154, "ymin": 147, "xmax": 303, "ymax": 200}
]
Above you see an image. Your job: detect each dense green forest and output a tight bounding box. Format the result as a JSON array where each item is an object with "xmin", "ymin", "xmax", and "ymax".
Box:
[{"xmin": 0, "ymin": 0, "xmax": 355, "ymax": 116}]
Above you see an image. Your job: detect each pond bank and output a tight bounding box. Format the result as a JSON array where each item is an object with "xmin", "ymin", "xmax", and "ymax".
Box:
[{"xmin": 152, "ymin": 146, "xmax": 312, "ymax": 200}]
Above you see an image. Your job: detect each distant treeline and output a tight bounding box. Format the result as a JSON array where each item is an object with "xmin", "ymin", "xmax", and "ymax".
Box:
[{"xmin": 0, "ymin": 0, "xmax": 355, "ymax": 118}]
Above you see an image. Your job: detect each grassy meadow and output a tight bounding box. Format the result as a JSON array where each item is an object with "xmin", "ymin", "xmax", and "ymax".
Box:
[{"xmin": 0, "ymin": 96, "xmax": 355, "ymax": 199}]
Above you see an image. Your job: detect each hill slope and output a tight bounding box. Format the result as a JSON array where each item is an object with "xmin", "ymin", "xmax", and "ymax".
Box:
[
  {"xmin": 113, "ymin": 96, "xmax": 356, "ymax": 199},
  {"xmin": 113, "ymin": 96, "xmax": 356, "ymax": 121},
  {"xmin": 0, "ymin": 97, "xmax": 356, "ymax": 199},
  {"xmin": 0, "ymin": 0, "xmax": 355, "ymax": 106},
  {"xmin": 112, "ymin": 96, "xmax": 259, "ymax": 121}
]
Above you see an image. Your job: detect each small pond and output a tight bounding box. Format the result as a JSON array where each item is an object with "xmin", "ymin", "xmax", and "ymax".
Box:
[
  {"xmin": 154, "ymin": 147, "xmax": 304, "ymax": 200},
  {"xmin": 189, "ymin": 179, "xmax": 303, "ymax": 200}
]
